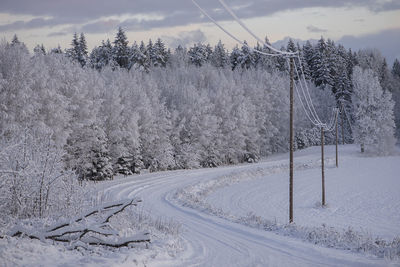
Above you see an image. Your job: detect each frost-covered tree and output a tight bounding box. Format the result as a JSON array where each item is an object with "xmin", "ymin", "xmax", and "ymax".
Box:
[
  {"xmin": 66, "ymin": 33, "xmax": 87, "ymax": 67},
  {"xmin": 312, "ymin": 37, "xmax": 332, "ymax": 89},
  {"xmin": 131, "ymin": 41, "xmax": 150, "ymax": 72},
  {"xmin": 90, "ymin": 39, "xmax": 116, "ymax": 70},
  {"xmin": 188, "ymin": 43, "xmax": 209, "ymax": 67},
  {"xmin": 351, "ymin": 66, "xmax": 396, "ymax": 154},
  {"xmin": 0, "ymin": 127, "xmax": 84, "ymax": 220},
  {"xmin": 65, "ymin": 123, "xmax": 113, "ymax": 181},
  {"xmin": 33, "ymin": 44, "xmax": 46, "ymax": 55},
  {"xmin": 230, "ymin": 45, "xmax": 242, "ymax": 70},
  {"xmin": 152, "ymin": 38, "xmax": 168, "ymax": 67},
  {"xmin": 238, "ymin": 41, "xmax": 254, "ymax": 69},
  {"xmin": 113, "ymin": 27, "xmax": 130, "ymax": 69},
  {"xmin": 211, "ymin": 40, "xmax": 228, "ymax": 68},
  {"xmin": 392, "ymin": 59, "xmax": 400, "ymax": 79}
]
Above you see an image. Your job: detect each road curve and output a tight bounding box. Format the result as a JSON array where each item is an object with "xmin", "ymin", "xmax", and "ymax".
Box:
[{"xmin": 99, "ymin": 157, "xmax": 386, "ymax": 266}]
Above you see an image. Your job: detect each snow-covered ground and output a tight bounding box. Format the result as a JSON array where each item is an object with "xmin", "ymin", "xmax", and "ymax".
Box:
[
  {"xmin": 206, "ymin": 145, "xmax": 400, "ymax": 239},
  {"xmin": 1, "ymin": 145, "xmax": 399, "ymax": 266}
]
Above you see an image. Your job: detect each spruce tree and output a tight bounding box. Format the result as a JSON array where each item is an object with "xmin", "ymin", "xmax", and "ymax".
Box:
[
  {"xmin": 153, "ymin": 38, "xmax": 168, "ymax": 67},
  {"xmin": 230, "ymin": 45, "xmax": 242, "ymax": 70},
  {"xmin": 78, "ymin": 33, "xmax": 88, "ymax": 67},
  {"xmin": 113, "ymin": 27, "xmax": 130, "ymax": 69},
  {"xmin": 392, "ymin": 59, "xmax": 400, "ymax": 79},
  {"xmin": 211, "ymin": 40, "xmax": 228, "ymax": 68},
  {"xmin": 239, "ymin": 41, "xmax": 254, "ymax": 69},
  {"xmin": 90, "ymin": 39, "xmax": 115, "ymax": 70}
]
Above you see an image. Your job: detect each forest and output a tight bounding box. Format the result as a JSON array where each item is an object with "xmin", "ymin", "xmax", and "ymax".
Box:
[{"xmin": 0, "ymin": 28, "xmax": 399, "ymax": 221}]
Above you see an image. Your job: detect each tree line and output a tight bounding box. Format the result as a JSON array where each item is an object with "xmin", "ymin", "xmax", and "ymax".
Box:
[{"xmin": 1, "ymin": 29, "xmax": 399, "ymax": 183}]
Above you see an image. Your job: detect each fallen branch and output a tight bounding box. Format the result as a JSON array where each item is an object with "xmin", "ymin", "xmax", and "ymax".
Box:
[{"xmin": 9, "ymin": 198, "xmax": 150, "ymax": 248}]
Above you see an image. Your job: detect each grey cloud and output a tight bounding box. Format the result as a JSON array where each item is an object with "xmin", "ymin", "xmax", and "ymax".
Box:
[
  {"xmin": 0, "ymin": 17, "xmax": 83, "ymax": 31},
  {"xmin": 162, "ymin": 29, "xmax": 207, "ymax": 48},
  {"xmin": 307, "ymin": 25, "xmax": 327, "ymax": 33},
  {"xmin": 0, "ymin": 0, "xmax": 399, "ymax": 33},
  {"xmin": 47, "ymin": 31, "xmax": 69, "ymax": 37},
  {"xmin": 338, "ymin": 28, "xmax": 400, "ymax": 65}
]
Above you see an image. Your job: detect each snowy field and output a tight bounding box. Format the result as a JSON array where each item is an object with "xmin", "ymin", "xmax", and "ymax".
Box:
[
  {"xmin": 1, "ymin": 144, "xmax": 400, "ymax": 266},
  {"xmin": 206, "ymin": 145, "xmax": 400, "ymax": 240}
]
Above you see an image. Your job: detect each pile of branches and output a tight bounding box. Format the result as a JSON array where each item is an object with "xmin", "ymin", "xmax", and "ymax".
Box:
[{"xmin": 8, "ymin": 198, "xmax": 150, "ymax": 249}]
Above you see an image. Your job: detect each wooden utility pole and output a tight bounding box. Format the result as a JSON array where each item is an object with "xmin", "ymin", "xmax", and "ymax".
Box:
[
  {"xmin": 335, "ymin": 109, "xmax": 338, "ymax": 168},
  {"xmin": 321, "ymin": 126, "xmax": 325, "ymax": 206},
  {"xmin": 340, "ymin": 105, "xmax": 345, "ymax": 145},
  {"xmin": 289, "ymin": 57, "xmax": 294, "ymax": 223}
]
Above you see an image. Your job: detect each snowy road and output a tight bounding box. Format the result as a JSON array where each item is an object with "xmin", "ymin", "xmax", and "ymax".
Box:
[{"xmin": 98, "ymin": 145, "xmax": 397, "ymax": 266}]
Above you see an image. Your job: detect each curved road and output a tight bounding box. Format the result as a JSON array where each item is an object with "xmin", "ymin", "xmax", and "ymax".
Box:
[{"xmin": 98, "ymin": 152, "xmax": 387, "ymax": 266}]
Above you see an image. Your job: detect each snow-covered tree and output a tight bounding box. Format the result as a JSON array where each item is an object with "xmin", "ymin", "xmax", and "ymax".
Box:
[
  {"xmin": 152, "ymin": 38, "xmax": 168, "ymax": 67},
  {"xmin": 188, "ymin": 43, "xmax": 209, "ymax": 67},
  {"xmin": 66, "ymin": 33, "xmax": 87, "ymax": 67},
  {"xmin": 113, "ymin": 27, "xmax": 130, "ymax": 69},
  {"xmin": 90, "ymin": 39, "xmax": 116, "ymax": 70},
  {"xmin": 65, "ymin": 123, "xmax": 113, "ymax": 181},
  {"xmin": 238, "ymin": 41, "xmax": 254, "ymax": 69},
  {"xmin": 351, "ymin": 66, "xmax": 396, "ymax": 154},
  {"xmin": 210, "ymin": 40, "xmax": 228, "ymax": 68},
  {"xmin": 33, "ymin": 44, "xmax": 46, "ymax": 55},
  {"xmin": 230, "ymin": 45, "xmax": 242, "ymax": 70},
  {"xmin": 392, "ymin": 58, "xmax": 400, "ymax": 79}
]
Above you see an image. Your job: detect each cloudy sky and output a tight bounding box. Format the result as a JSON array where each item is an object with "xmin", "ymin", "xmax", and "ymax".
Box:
[{"xmin": 0, "ymin": 0, "xmax": 399, "ymax": 64}]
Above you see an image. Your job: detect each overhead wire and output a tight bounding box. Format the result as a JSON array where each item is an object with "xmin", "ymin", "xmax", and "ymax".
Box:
[
  {"xmin": 295, "ymin": 54, "xmax": 324, "ymax": 124},
  {"xmin": 286, "ymin": 59, "xmax": 321, "ymax": 127},
  {"xmin": 217, "ymin": 0, "xmax": 295, "ymax": 56},
  {"xmin": 193, "ymin": 0, "xmax": 338, "ymax": 131},
  {"xmin": 192, "ymin": 0, "xmax": 284, "ymax": 57},
  {"xmin": 215, "ymin": 0, "xmax": 326, "ymax": 126},
  {"xmin": 293, "ymin": 58, "xmax": 324, "ymax": 125}
]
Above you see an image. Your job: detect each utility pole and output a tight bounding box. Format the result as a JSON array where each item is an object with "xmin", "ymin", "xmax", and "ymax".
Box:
[
  {"xmin": 289, "ymin": 57, "xmax": 294, "ymax": 223},
  {"xmin": 340, "ymin": 104, "xmax": 345, "ymax": 145},
  {"xmin": 321, "ymin": 126, "xmax": 325, "ymax": 206},
  {"xmin": 335, "ymin": 109, "xmax": 338, "ymax": 168}
]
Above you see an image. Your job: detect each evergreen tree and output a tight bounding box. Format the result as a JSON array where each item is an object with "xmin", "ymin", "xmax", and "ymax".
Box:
[
  {"xmin": 392, "ymin": 59, "xmax": 400, "ymax": 79},
  {"xmin": 230, "ymin": 45, "xmax": 242, "ymax": 70},
  {"xmin": 90, "ymin": 39, "xmax": 115, "ymax": 70},
  {"xmin": 113, "ymin": 27, "xmax": 130, "ymax": 69},
  {"xmin": 188, "ymin": 43, "xmax": 208, "ymax": 67},
  {"xmin": 50, "ymin": 45, "xmax": 63, "ymax": 54},
  {"xmin": 146, "ymin": 39, "xmax": 155, "ymax": 66},
  {"xmin": 66, "ymin": 33, "xmax": 80, "ymax": 63},
  {"xmin": 130, "ymin": 41, "xmax": 149, "ymax": 71},
  {"xmin": 312, "ymin": 37, "xmax": 333, "ymax": 90},
  {"xmin": 238, "ymin": 41, "xmax": 254, "ymax": 69},
  {"xmin": 211, "ymin": 40, "xmax": 228, "ymax": 68},
  {"xmin": 11, "ymin": 34, "xmax": 20, "ymax": 46},
  {"xmin": 65, "ymin": 124, "xmax": 113, "ymax": 181},
  {"xmin": 78, "ymin": 33, "xmax": 88, "ymax": 67},
  {"xmin": 33, "ymin": 44, "xmax": 46, "ymax": 55},
  {"xmin": 152, "ymin": 38, "xmax": 168, "ymax": 67},
  {"xmin": 286, "ymin": 38, "xmax": 296, "ymax": 53},
  {"xmin": 302, "ymin": 41, "xmax": 313, "ymax": 80}
]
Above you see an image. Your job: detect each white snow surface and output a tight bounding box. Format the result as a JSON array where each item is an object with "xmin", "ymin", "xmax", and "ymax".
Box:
[
  {"xmin": 1, "ymin": 144, "xmax": 400, "ymax": 266},
  {"xmin": 206, "ymin": 145, "xmax": 400, "ymax": 240}
]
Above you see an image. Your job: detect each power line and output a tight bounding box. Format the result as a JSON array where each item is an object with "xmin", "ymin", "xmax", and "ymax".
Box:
[
  {"xmin": 192, "ymin": 0, "xmax": 285, "ymax": 57},
  {"xmin": 293, "ymin": 59, "xmax": 324, "ymax": 126},
  {"xmin": 215, "ymin": 0, "xmax": 329, "ymax": 127},
  {"xmin": 295, "ymin": 54, "xmax": 324, "ymax": 125},
  {"xmin": 217, "ymin": 0, "xmax": 295, "ymax": 56}
]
